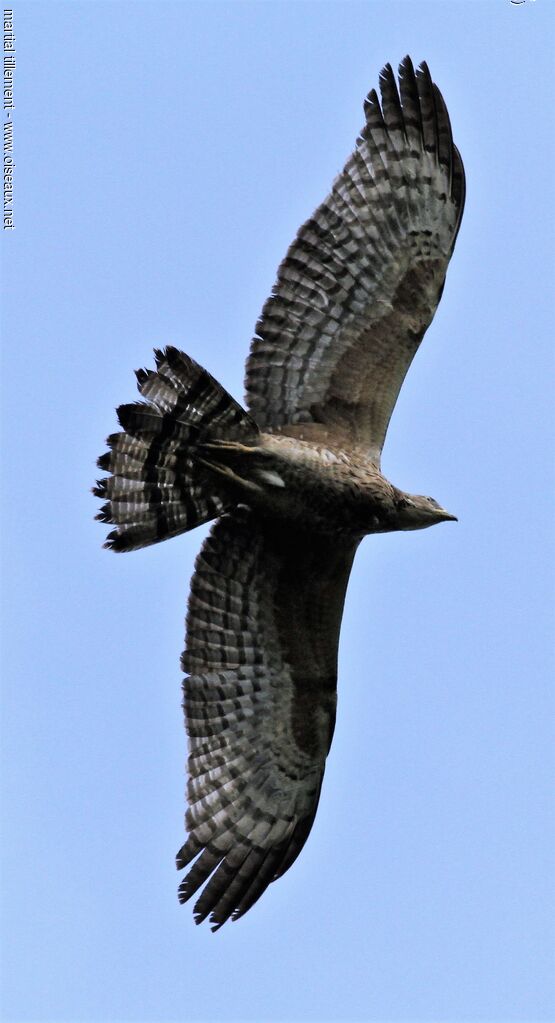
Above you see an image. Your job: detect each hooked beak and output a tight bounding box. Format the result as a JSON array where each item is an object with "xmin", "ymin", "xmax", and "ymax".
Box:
[{"xmin": 439, "ymin": 509, "xmax": 458, "ymax": 522}]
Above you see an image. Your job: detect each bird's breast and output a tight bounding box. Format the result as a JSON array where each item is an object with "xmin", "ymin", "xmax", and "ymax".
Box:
[{"xmin": 251, "ymin": 432, "xmax": 396, "ymax": 536}]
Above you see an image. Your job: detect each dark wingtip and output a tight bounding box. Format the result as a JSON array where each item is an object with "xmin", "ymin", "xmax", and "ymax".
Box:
[
  {"xmin": 398, "ymin": 54, "xmax": 416, "ymax": 79},
  {"xmin": 192, "ymin": 906, "xmax": 210, "ymax": 926},
  {"xmin": 177, "ymin": 878, "xmax": 191, "ymax": 905},
  {"xmin": 163, "ymin": 344, "xmax": 180, "ymax": 360},
  {"xmin": 363, "ymin": 86, "xmax": 383, "ymax": 125}
]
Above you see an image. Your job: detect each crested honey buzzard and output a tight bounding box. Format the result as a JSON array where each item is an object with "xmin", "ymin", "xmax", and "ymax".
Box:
[{"xmin": 95, "ymin": 56, "xmax": 465, "ymax": 929}]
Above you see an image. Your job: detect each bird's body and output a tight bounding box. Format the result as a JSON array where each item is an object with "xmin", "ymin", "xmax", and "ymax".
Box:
[
  {"xmin": 95, "ymin": 56, "xmax": 465, "ymax": 929},
  {"xmin": 200, "ymin": 430, "xmax": 455, "ymax": 537}
]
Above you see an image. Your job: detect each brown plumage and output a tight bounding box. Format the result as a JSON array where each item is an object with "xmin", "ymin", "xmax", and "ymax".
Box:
[{"xmin": 94, "ymin": 57, "xmax": 464, "ymax": 929}]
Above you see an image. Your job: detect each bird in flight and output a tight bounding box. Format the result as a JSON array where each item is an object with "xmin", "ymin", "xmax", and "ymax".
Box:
[{"xmin": 95, "ymin": 56, "xmax": 465, "ymax": 930}]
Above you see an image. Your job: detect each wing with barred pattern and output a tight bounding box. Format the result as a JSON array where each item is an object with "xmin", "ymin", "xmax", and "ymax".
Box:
[
  {"xmin": 176, "ymin": 507, "xmax": 358, "ymax": 929},
  {"xmin": 245, "ymin": 56, "xmax": 465, "ymax": 462}
]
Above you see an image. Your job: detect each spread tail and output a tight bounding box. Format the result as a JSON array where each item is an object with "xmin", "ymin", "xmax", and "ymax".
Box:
[{"xmin": 94, "ymin": 347, "xmax": 259, "ymax": 551}]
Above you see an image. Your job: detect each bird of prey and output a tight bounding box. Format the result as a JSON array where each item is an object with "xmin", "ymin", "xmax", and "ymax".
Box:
[{"xmin": 95, "ymin": 56, "xmax": 465, "ymax": 930}]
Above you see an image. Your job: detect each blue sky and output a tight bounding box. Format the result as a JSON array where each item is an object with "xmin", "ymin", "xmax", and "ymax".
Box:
[{"xmin": 2, "ymin": 2, "xmax": 554, "ymax": 1021}]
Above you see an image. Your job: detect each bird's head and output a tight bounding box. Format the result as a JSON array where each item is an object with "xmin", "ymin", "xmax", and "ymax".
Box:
[{"xmin": 393, "ymin": 491, "xmax": 458, "ymax": 531}]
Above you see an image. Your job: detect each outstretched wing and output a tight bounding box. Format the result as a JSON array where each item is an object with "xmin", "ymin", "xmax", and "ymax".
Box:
[
  {"xmin": 177, "ymin": 507, "xmax": 358, "ymax": 929},
  {"xmin": 245, "ymin": 56, "xmax": 465, "ymax": 462}
]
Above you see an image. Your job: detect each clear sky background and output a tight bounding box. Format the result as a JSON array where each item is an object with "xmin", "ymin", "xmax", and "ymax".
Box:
[{"xmin": 1, "ymin": 2, "xmax": 554, "ymax": 1022}]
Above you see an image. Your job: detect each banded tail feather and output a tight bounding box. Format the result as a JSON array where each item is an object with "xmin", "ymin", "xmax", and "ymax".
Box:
[{"xmin": 94, "ymin": 346, "xmax": 259, "ymax": 551}]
